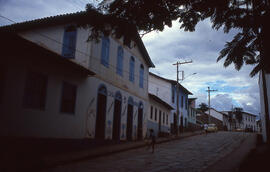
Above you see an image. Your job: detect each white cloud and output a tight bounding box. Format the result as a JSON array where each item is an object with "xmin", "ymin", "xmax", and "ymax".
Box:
[{"xmin": 143, "ymin": 20, "xmax": 260, "ymax": 115}]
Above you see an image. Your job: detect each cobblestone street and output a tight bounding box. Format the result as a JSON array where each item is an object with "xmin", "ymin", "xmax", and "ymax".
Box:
[{"xmin": 44, "ymin": 132, "xmax": 254, "ymax": 172}]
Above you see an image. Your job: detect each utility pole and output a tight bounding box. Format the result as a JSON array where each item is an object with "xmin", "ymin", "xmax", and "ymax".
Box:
[
  {"xmin": 206, "ymin": 87, "xmax": 217, "ymax": 124},
  {"xmin": 173, "ymin": 60, "xmax": 192, "ymax": 135}
]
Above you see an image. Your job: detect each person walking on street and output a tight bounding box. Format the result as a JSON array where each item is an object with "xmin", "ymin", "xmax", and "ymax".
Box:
[
  {"xmin": 204, "ymin": 123, "xmax": 208, "ymax": 135},
  {"xmin": 149, "ymin": 129, "xmax": 156, "ymax": 153}
]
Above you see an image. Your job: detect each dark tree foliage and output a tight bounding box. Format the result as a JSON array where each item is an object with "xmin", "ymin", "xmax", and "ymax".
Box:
[
  {"xmin": 85, "ymin": 0, "xmax": 270, "ymax": 76},
  {"xmin": 198, "ymin": 103, "xmax": 209, "ymax": 113},
  {"xmin": 234, "ymin": 107, "xmax": 243, "ymax": 123}
]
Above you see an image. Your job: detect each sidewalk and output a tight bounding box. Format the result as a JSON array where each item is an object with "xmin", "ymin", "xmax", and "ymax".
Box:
[
  {"xmin": 42, "ymin": 131, "xmax": 202, "ymax": 169},
  {"xmin": 238, "ymin": 134, "xmax": 270, "ymax": 172}
]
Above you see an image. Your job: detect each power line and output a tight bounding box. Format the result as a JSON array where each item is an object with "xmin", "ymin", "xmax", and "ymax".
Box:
[{"xmin": 0, "ymin": 14, "xmax": 16, "ymax": 23}]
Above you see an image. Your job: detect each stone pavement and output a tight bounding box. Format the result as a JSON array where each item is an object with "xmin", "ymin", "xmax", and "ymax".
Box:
[
  {"xmin": 41, "ymin": 131, "xmax": 202, "ymax": 169},
  {"xmin": 203, "ymin": 132, "xmax": 257, "ymax": 172},
  {"xmin": 43, "ymin": 132, "xmax": 255, "ymax": 172}
]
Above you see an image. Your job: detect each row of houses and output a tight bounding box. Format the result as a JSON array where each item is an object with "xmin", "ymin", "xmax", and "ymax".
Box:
[
  {"xmin": 1, "ymin": 10, "xmax": 262, "ymax": 144},
  {"xmin": 196, "ymin": 108, "xmax": 259, "ymax": 132},
  {"xmin": 0, "ymin": 11, "xmax": 197, "ymax": 142}
]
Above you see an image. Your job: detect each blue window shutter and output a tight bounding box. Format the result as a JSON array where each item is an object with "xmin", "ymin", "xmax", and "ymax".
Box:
[
  {"xmin": 139, "ymin": 65, "xmax": 144, "ymax": 88},
  {"xmin": 69, "ymin": 30, "xmax": 77, "ymax": 58},
  {"xmin": 117, "ymin": 46, "xmax": 123, "ymax": 76},
  {"xmin": 129, "ymin": 57, "xmax": 135, "ymax": 82},
  {"xmin": 101, "ymin": 36, "xmax": 110, "ymax": 67},
  {"xmin": 62, "ymin": 27, "xmax": 77, "ymax": 59}
]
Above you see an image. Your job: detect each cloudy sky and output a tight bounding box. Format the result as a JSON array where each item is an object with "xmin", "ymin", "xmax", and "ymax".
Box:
[{"xmin": 0, "ymin": 0, "xmax": 261, "ymax": 116}]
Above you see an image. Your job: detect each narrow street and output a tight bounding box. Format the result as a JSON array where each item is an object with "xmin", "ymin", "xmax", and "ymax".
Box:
[{"xmin": 44, "ymin": 132, "xmax": 254, "ymax": 172}]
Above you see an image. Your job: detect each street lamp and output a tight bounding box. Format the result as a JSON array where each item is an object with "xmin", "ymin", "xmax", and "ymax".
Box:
[{"xmin": 180, "ymin": 72, "xmax": 197, "ymax": 82}]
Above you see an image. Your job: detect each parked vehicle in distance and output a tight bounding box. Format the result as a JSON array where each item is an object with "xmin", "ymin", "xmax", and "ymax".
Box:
[
  {"xmin": 207, "ymin": 124, "xmax": 218, "ymax": 132},
  {"xmin": 236, "ymin": 128, "xmax": 245, "ymax": 132}
]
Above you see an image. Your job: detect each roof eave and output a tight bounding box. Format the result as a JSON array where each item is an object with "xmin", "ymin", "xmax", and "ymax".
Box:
[
  {"xmin": 0, "ymin": 10, "xmax": 155, "ymax": 68},
  {"xmin": 1, "ymin": 33, "xmax": 95, "ymax": 76},
  {"xmin": 149, "ymin": 93, "xmax": 174, "ymax": 110},
  {"xmin": 149, "ymin": 72, "xmax": 193, "ymax": 95}
]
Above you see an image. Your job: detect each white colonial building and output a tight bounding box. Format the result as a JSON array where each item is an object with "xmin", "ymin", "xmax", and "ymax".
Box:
[
  {"xmin": 188, "ymin": 98, "xmax": 197, "ymax": 125},
  {"xmin": 148, "ymin": 94, "xmax": 173, "ymax": 136},
  {"xmin": 148, "ymin": 72, "xmax": 192, "ymax": 133},
  {"xmin": 0, "ymin": 11, "xmax": 154, "ymax": 141},
  {"xmin": 242, "ymin": 112, "xmax": 257, "ymax": 131},
  {"xmin": 222, "ymin": 111, "xmax": 257, "ymax": 131}
]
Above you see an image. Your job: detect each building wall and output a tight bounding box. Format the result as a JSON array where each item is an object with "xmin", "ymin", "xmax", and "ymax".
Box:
[
  {"xmin": 20, "ymin": 25, "xmax": 149, "ymax": 102},
  {"xmin": 0, "ymin": 54, "xmax": 148, "ymax": 140},
  {"xmin": 170, "ymin": 86, "xmax": 190, "ymax": 128},
  {"xmin": 148, "ymin": 75, "xmax": 171, "ymax": 103},
  {"xmin": 147, "ymin": 98, "xmax": 170, "ymax": 137},
  {"xmin": 222, "ymin": 111, "xmax": 257, "ymax": 131},
  {"xmin": 222, "ymin": 114, "xmax": 231, "ymax": 131},
  {"xmin": 242, "ymin": 113, "xmax": 257, "ymax": 131},
  {"xmin": 148, "ymin": 74, "xmax": 189, "ymax": 128},
  {"xmin": 0, "ymin": 57, "xmax": 89, "ymax": 139},
  {"xmin": 205, "ymin": 109, "xmax": 223, "ymax": 121},
  {"xmin": 85, "ymin": 77, "xmax": 148, "ymax": 140},
  {"xmin": 90, "ymin": 35, "xmax": 149, "ymax": 100},
  {"xmin": 259, "ymin": 71, "xmax": 270, "ymax": 142},
  {"xmin": 19, "ymin": 25, "xmax": 91, "ymax": 69},
  {"xmin": 190, "ymin": 100, "xmax": 195, "ymax": 108},
  {"xmin": 2, "ymin": 23, "xmax": 151, "ymax": 141},
  {"xmin": 188, "ymin": 107, "xmax": 196, "ymax": 124}
]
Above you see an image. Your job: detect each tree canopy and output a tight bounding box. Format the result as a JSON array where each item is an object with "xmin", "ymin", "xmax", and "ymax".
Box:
[
  {"xmin": 234, "ymin": 107, "xmax": 243, "ymax": 123},
  {"xmin": 85, "ymin": 0, "xmax": 270, "ymax": 76},
  {"xmin": 198, "ymin": 103, "xmax": 209, "ymax": 113}
]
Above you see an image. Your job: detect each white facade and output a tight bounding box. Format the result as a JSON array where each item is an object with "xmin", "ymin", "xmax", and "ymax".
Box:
[
  {"xmin": 205, "ymin": 108, "xmax": 223, "ymax": 121},
  {"xmin": 147, "ymin": 94, "xmax": 171, "ymax": 136},
  {"xmin": 148, "ymin": 73, "xmax": 171, "ymax": 103},
  {"xmin": 0, "ymin": 14, "xmax": 153, "ymax": 141},
  {"xmin": 222, "ymin": 111, "xmax": 257, "ymax": 131},
  {"xmin": 187, "ymin": 98, "xmax": 197, "ymax": 125},
  {"xmin": 188, "ymin": 107, "xmax": 196, "ymax": 124},
  {"xmin": 148, "ymin": 73, "xmax": 191, "ymax": 131},
  {"xmin": 242, "ymin": 112, "xmax": 257, "ymax": 131},
  {"xmin": 259, "ymin": 70, "xmax": 270, "ymax": 142},
  {"xmin": 222, "ymin": 113, "xmax": 231, "ymax": 131}
]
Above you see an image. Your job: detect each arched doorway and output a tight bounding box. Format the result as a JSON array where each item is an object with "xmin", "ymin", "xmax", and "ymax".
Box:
[
  {"xmin": 126, "ymin": 97, "xmax": 133, "ymax": 141},
  {"xmin": 95, "ymin": 85, "xmax": 107, "ymax": 139},
  {"xmin": 137, "ymin": 102, "xmax": 143, "ymax": 140},
  {"xmin": 112, "ymin": 92, "xmax": 122, "ymax": 141}
]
